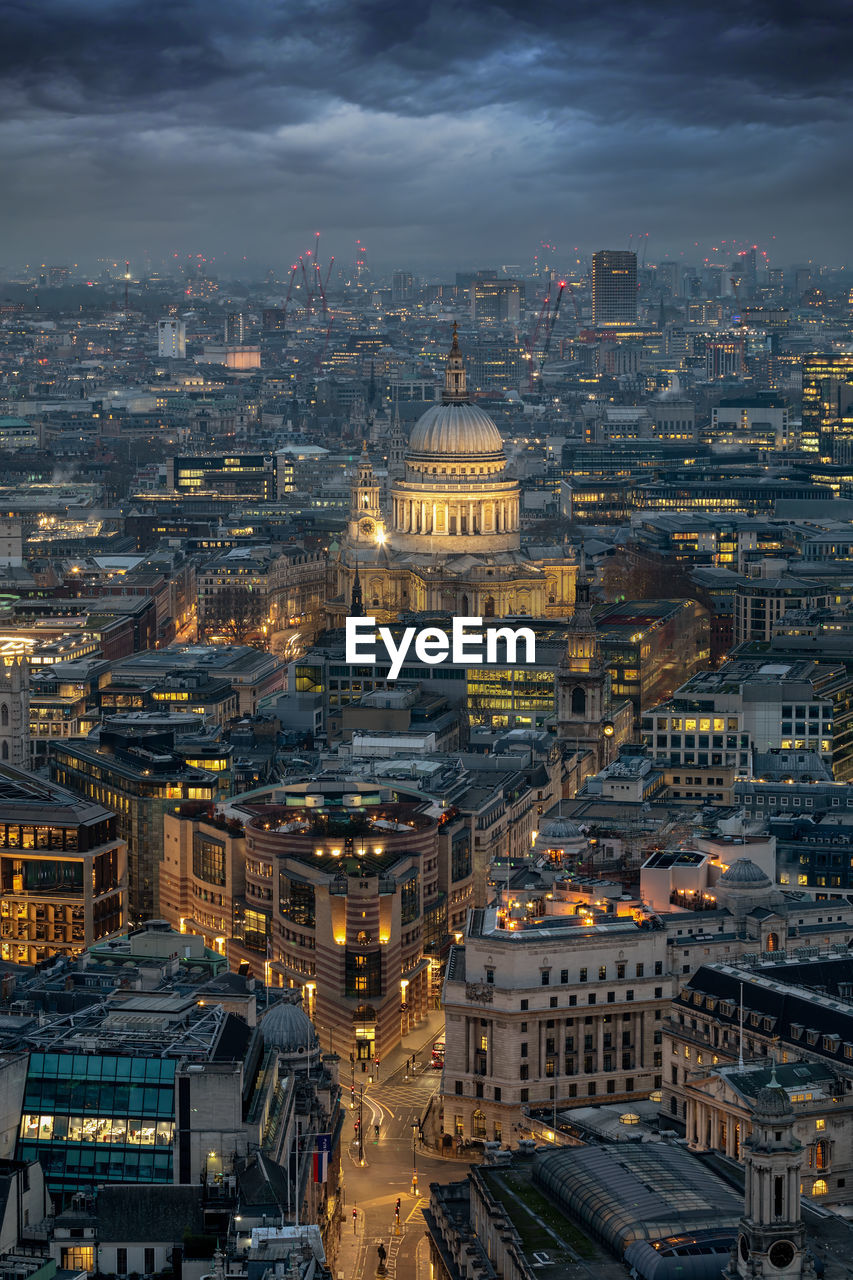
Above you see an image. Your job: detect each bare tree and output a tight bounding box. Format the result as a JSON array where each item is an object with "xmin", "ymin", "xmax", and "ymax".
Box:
[{"xmin": 200, "ymin": 583, "xmax": 266, "ymax": 646}]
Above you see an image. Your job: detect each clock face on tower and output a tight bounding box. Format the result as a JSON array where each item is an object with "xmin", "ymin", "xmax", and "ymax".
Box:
[
  {"xmin": 768, "ymin": 1241, "xmax": 796, "ymax": 1270},
  {"xmin": 359, "ymin": 518, "xmax": 376, "ymax": 539}
]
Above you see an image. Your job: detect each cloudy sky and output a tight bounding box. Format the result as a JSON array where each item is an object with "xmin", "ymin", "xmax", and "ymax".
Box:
[{"xmin": 3, "ymin": 0, "xmax": 851, "ymax": 275}]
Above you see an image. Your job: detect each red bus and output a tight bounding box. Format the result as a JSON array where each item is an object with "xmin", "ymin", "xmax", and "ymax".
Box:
[{"xmin": 431, "ymin": 1038, "xmax": 445, "ymax": 1069}]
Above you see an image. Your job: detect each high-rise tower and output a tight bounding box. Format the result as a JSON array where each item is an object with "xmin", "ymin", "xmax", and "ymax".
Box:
[{"xmin": 591, "ymin": 250, "xmax": 638, "ymax": 326}]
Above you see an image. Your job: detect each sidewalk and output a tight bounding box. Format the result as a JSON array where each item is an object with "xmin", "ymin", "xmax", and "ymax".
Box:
[
  {"xmin": 334, "ymin": 1201, "xmax": 367, "ymax": 1280},
  {"xmin": 370, "ymin": 1008, "xmax": 445, "ymax": 1086}
]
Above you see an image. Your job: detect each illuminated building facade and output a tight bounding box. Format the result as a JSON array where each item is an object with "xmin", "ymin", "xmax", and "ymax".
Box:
[
  {"xmin": 229, "ymin": 798, "xmax": 443, "ymax": 1062},
  {"xmin": 591, "ymin": 250, "xmax": 637, "ymax": 326},
  {"xmin": 331, "ymin": 330, "xmax": 577, "ymax": 622},
  {"xmin": 161, "ymin": 805, "xmax": 245, "ymax": 957},
  {"xmin": 469, "ymin": 278, "xmax": 523, "ymax": 324},
  {"xmin": 0, "ymin": 766, "xmax": 126, "ymax": 964},
  {"xmin": 801, "ymin": 353, "xmax": 853, "ymax": 460},
  {"xmin": 51, "ymin": 730, "xmax": 219, "ymax": 922}
]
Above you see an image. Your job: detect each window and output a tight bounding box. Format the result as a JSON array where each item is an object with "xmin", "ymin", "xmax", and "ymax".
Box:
[
  {"xmin": 560, "ymin": 969, "xmax": 568, "ymax": 984},
  {"xmin": 812, "ymin": 1179, "xmax": 828, "ymax": 1196},
  {"xmin": 116, "ymin": 1249, "xmax": 127, "ymax": 1276},
  {"xmin": 145, "ymin": 1249, "xmax": 156, "ymax": 1275},
  {"xmin": 62, "ymin": 1249, "xmax": 94, "ymax": 1272},
  {"xmin": 520, "ymin": 1089, "xmax": 528, "ymax": 1103},
  {"xmin": 599, "ymin": 965, "xmax": 607, "ymax": 980},
  {"xmin": 400, "ymin": 873, "xmax": 420, "ymax": 924},
  {"xmin": 485, "ymin": 968, "xmax": 494, "ymax": 984},
  {"xmin": 494, "ymin": 1087, "xmax": 501, "ymax": 1102},
  {"xmin": 541, "ymin": 970, "xmax": 550, "ymax": 986},
  {"xmin": 520, "ymin": 1042, "xmax": 528, "ymax": 1058},
  {"xmin": 579, "ymin": 968, "xmax": 587, "ymax": 982},
  {"xmin": 455, "ymin": 1081, "xmax": 462, "ymax": 1095},
  {"xmin": 636, "ymin": 963, "xmax": 644, "ymax": 977}
]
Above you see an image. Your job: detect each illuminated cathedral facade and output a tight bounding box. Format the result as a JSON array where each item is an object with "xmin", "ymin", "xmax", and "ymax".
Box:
[{"xmin": 329, "ymin": 328, "xmax": 577, "ymax": 623}]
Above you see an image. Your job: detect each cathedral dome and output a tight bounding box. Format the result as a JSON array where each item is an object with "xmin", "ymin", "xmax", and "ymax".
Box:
[
  {"xmin": 407, "ymin": 401, "xmax": 505, "ymax": 461},
  {"xmin": 718, "ymin": 858, "xmax": 772, "ymax": 888}
]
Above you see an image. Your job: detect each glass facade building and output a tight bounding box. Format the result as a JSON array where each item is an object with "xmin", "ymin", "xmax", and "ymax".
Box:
[{"xmin": 17, "ymin": 1053, "xmax": 175, "ymax": 1193}]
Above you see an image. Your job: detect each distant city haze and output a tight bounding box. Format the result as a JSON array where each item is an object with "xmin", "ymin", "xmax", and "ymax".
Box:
[{"xmin": 2, "ymin": 0, "xmax": 851, "ymax": 268}]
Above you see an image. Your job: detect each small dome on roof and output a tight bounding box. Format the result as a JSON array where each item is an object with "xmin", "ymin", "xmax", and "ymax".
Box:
[
  {"xmin": 260, "ymin": 1001, "xmax": 318, "ymax": 1054},
  {"xmin": 718, "ymin": 858, "xmax": 772, "ymax": 888},
  {"xmin": 754, "ymin": 1086, "xmax": 791, "ymax": 1118},
  {"xmin": 538, "ymin": 817, "xmax": 585, "ymax": 842}
]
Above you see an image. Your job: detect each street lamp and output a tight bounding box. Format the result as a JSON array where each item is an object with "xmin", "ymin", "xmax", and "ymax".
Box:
[{"xmin": 411, "ymin": 1119, "xmax": 419, "ymax": 1196}]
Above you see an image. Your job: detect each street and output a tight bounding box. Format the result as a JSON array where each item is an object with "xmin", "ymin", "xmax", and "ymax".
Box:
[{"xmin": 337, "ymin": 1024, "xmax": 453, "ymax": 1280}]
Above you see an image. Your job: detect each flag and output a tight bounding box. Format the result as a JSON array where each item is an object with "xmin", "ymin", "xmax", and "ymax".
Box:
[{"xmin": 313, "ymin": 1132, "xmax": 332, "ymax": 1183}]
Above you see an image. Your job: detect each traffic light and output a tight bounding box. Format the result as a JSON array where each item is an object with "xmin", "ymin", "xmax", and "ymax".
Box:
[
  {"xmin": 354, "ymin": 1119, "xmax": 360, "ymax": 1132},
  {"xmin": 395, "ymin": 1197, "xmax": 401, "ymax": 1218}
]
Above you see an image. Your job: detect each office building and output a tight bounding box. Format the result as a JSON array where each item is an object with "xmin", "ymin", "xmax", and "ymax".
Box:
[
  {"xmin": 469, "ymin": 278, "xmax": 523, "ymax": 324},
  {"xmin": 734, "ymin": 575, "xmax": 830, "ymax": 645},
  {"xmin": 710, "ymin": 395, "xmax": 792, "ymax": 450},
  {"xmin": 51, "ymin": 728, "xmax": 219, "ymax": 921},
  {"xmin": 0, "ymin": 765, "xmax": 126, "ymax": 964},
  {"xmin": 391, "ymin": 270, "xmax": 414, "ymax": 303},
  {"xmin": 157, "ymin": 318, "xmax": 186, "ymax": 360},
  {"xmin": 229, "ymin": 794, "xmax": 442, "ymax": 1061},
  {"xmin": 7, "ymin": 928, "xmax": 340, "ymax": 1233},
  {"xmin": 643, "ymin": 656, "xmax": 853, "ymax": 780},
  {"xmin": 667, "ymin": 954, "xmax": 853, "ymax": 1208},
  {"xmin": 441, "ymin": 857, "xmax": 853, "ymax": 1147},
  {"xmin": 591, "ymin": 250, "xmax": 637, "ymax": 326},
  {"xmin": 801, "ymin": 352, "xmax": 853, "ymax": 460},
  {"xmin": 224, "ymin": 312, "xmax": 245, "ymax": 344}
]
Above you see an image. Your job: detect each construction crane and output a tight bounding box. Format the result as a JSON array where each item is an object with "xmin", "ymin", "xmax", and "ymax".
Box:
[
  {"xmin": 299, "ymin": 256, "xmax": 314, "ymax": 315},
  {"xmin": 525, "ymin": 284, "xmax": 553, "ymax": 391},
  {"xmin": 282, "ymin": 264, "xmax": 298, "ymax": 328},
  {"xmin": 538, "ymin": 281, "xmax": 566, "ymax": 380}
]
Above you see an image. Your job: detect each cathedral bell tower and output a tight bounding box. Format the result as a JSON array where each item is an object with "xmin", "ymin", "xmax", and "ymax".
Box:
[
  {"xmin": 388, "ymin": 395, "xmax": 406, "ymax": 481},
  {"xmin": 443, "ymin": 322, "xmax": 467, "ymax": 403},
  {"xmin": 348, "ymin": 442, "xmax": 385, "ymax": 545},
  {"xmin": 726, "ymin": 1075, "xmax": 814, "ymax": 1280}
]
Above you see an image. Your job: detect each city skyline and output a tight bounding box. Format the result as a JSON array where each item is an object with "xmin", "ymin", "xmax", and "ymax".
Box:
[{"xmin": 2, "ymin": 0, "xmax": 851, "ymax": 269}]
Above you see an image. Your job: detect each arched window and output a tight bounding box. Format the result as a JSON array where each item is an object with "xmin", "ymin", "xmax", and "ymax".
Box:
[
  {"xmin": 484, "ymin": 596, "xmax": 495, "ymax": 618},
  {"xmin": 472, "ymin": 1109, "xmax": 486, "ymax": 1139},
  {"xmin": 766, "ymin": 931, "xmax": 779, "ymax": 952},
  {"xmin": 571, "ymin": 687, "xmax": 586, "ymax": 716},
  {"xmin": 461, "ymin": 594, "xmax": 469, "ymax": 615},
  {"xmin": 815, "ymin": 1140, "xmax": 829, "ymax": 1172},
  {"xmin": 1, "ymin": 742, "xmax": 7, "ymax": 761},
  {"xmin": 0, "ymin": 704, "xmax": 7, "ymax": 728},
  {"xmin": 812, "ymin": 1178, "xmax": 828, "ymax": 1196}
]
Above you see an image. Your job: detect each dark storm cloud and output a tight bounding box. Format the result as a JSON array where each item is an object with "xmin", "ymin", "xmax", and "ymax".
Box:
[{"xmin": 1, "ymin": 0, "xmax": 851, "ymax": 268}]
